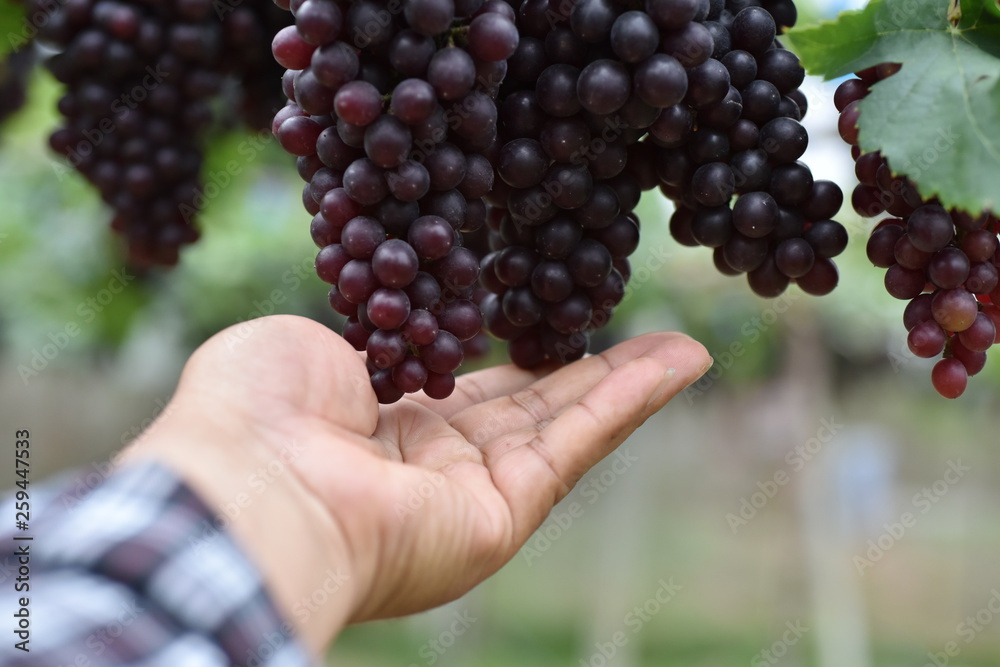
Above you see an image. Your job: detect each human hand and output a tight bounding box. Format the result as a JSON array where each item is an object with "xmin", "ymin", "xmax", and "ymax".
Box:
[{"xmin": 123, "ymin": 315, "xmax": 710, "ymax": 654}]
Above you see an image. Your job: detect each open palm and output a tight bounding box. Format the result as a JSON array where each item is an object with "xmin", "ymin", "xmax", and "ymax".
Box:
[{"xmin": 147, "ymin": 315, "xmax": 709, "ymax": 627}]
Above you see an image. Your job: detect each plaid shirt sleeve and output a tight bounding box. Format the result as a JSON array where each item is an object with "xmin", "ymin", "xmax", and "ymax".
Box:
[{"xmin": 0, "ymin": 461, "xmax": 317, "ymax": 667}]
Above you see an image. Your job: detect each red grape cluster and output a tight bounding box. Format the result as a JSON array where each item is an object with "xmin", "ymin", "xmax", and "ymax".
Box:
[
  {"xmin": 272, "ymin": 0, "xmax": 521, "ymax": 402},
  {"xmin": 837, "ymin": 65, "xmax": 1000, "ymax": 398},
  {"xmin": 35, "ymin": 0, "xmax": 291, "ymax": 267}
]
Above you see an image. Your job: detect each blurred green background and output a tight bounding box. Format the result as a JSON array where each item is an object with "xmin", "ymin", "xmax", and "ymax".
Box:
[{"xmin": 4, "ymin": 6, "xmax": 1000, "ymax": 665}]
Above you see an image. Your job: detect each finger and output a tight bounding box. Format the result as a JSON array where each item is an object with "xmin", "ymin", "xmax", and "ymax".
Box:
[
  {"xmin": 486, "ymin": 357, "xmax": 680, "ymax": 543},
  {"xmin": 404, "ymin": 363, "xmax": 553, "ymax": 419},
  {"xmin": 449, "ymin": 332, "xmax": 709, "ymax": 446}
]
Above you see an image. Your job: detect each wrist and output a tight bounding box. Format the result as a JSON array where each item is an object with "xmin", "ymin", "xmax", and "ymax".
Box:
[{"xmin": 119, "ymin": 404, "xmax": 358, "ymax": 655}]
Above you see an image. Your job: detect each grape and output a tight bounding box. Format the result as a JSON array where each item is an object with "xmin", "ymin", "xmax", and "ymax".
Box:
[
  {"xmin": 907, "ymin": 320, "xmax": 946, "ymax": 358},
  {"xmin": 578, "ymin": 59, "xmax": 631, "ymax": 114},
  {"xmin": 931, "ymin": 358, "xmax": 968, "ymax": 399},
  {"xmin": 927, "ymin": 247, "xmax": 970, "ymax": 289},
  {"xmin": 633, "ymin": 54, "xmax": 688, "ymax": 108},
  {"xmin": 931, "ymin": 288, "xmax": 978, "ymax": 332},
  {"xmin": 795, "ymin": 257, "xmax": 838, "ymax": 296},
  {"xmin": 691, "ymin": 162, "xmax": 735, "ymax": 207},
  {"xmin": 775, "ymin": 238, "xmax": 814, "ymax": 278},
  {"xmin": 610, "ymin": 11, "xmax": 659, "ymax": 63},
  {"xmin": 907, "ymin": 204, "xmax": 954, "ymax": 252},
  {"xmin": 958, "ymin": 312, "xmax": 996, "ymax": 352},
  {"xmin": 902, "ymin": 293, "xmax": 934, "ymax": 331},
  {"xmin": 368, "ymin": 288, "xmax": 412, "ymax": 329},
  {"xmin": 732, "ymin": 192, "xmax": 778, "ymax": 238},
  {"xmin": 404, "ymin": 309, "xmax": 440, "ymax": 345},
  {"xmin": 372, "ymin": 239, "xmax": 420, "ymax": 287},
  {"xmin": 393, "ymin": 357, "xmax": 430, "ymax": 393},
  {"xmin": 407, "ymin": 215, "xmax": 456, "ymax": 262}
]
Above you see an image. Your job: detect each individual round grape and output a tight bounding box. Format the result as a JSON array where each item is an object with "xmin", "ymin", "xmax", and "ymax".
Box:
[
  {"xmin": 321, "ymin": 188, "xmax": 363, "ymax": 228},
  {"xmin": 502, "ymin": 287, "xmax": 544, "ymax": 326},
  {"xmin": 404, "ymin": 309, "xmax": 440, "ymax": 345},
  {"xmin": 540, "ymin": 118, "xmax": 591, "ymax": 163},
  {"xmin": 536, "ymin": 217, "xmax": 583, "ymax": 258},
  {"xmin": 698, "ymin": 86, "xmax": 742, "ymax": 129},
  {"xmin": 958, "ymin": 312, "xmax": 996, "ymax": 352},
  {"xmin": 730, "ymin": 149, "xmax": 771, "ymax": 192},
  {"xmin": 732, "ymin": 192, "xmax": 778, "ymax": 238},
  {"xmin": 903, "ymin": 293, "xmax": 934, "ymax": 330},
  {"xmin": 838, "ymin": 100, "xmax": 861, "ymax": 145},
  {"xmin": 755, "ymin": 48, "xmax": 805, "ymax": 94},
  {"xmin": 684, "ymin": 59, "xmax": 730, "ymax": 109},
  {"xmin": 967, "ymin": 262, "xmax": 998, "ymax": 294},
  {"xmin": 545, "ymin": 26, "xmax": 588, "ymax": 66},
  {"xmin": 367, "ymin": 288, "xmax": 412, "ymax": 329},
  {"xmin": 804, "ymin": 220, "xmax": 848, "ymax": 258},
  {"xmin": 531, "ymin": 261, "xmax": 575, "ymax": 302},
  {"xmin": 931, "ymin": 288, "xmax": 978, "ymax": 332},
  {"xmin": 833, "ymin": 77, "xmax": 868, "ymax": 112},
  {"xmin": 570, "ymin": 0, "xmax": 620, "ymax": 42},
  {"xmin": 277, "ymin": 116, "xmax": 323, "ymax": 156},
  {"xmin": 272, "ymin": 25, "xmax": 316, "ymax": 70},
  {"xmin": 690, "ymin": 162, "xmax": 735, "ymax": 207},
  {"xmin": 704, "ymin": 20, "xmax": 731, "ymax": 59},
  {"xmin": 646, "ymin": 0, "xmax": 699, "ymax": 30},
  {"xmin": 960, "ymin": 228, "xmax": 999, "ymax": 263},
  {"xmin": 467, "ymin": 12, "xmax": 519, "ymax": 61},
  {"xmin": 768, "ymin": 162, "xmax": 814, "ymax": 206},
  {"xmin": 392, "ymin": 356, "xmax": 429, "ymax": 393},
  {"xmin": 578, "ymin": 59, "xmax": 631, "ymax": 115},
  {"xmin": 449, "ymin": 91, "xmax": 498, "ymax": 139},
  {"xmin": 457, "ymin": 154, "xmax": 495, "ymax": 199},
  {"xmin": 386, "ymin": 160, "xmax": 431, "ymax": 202},
  {"xmin": 588, "ymin": 214, "xmax": 640, "ymax": 258},
  {"xmin": 723, "ymin": 232, "xmax": 768, "ymax": 272},
  {"xmin": 748, "ymin": 254, "xmax": 790, "ymax": 297},
  {"xmin": 342, "ymin": 216, "xmax": 386, "ymax": 259},
  {"xmin": 546, "ymin": 292, "xmax": 594, "ymax": 334},
  {"xmin": 438, "ymin": 300, "xmax": 484, "ymax": 341},
  {"xmin": 424, "ymin": 143, "xmax": 467, "ymax": 191},
  {"xmin": 389, "ymin": 29, "xmax": 437, "ymax": 78},
  {"xmin": 432, "ymin": 246, "xmax": 480, "ymax": 288},
  {"xmin": 367, "ymin": 329, "xmax": 408, "ymax": 369},
  {"xmin": 544, "ymin": 164, "xmax": 593, "ymax": 209},
  {"xmin": 931, "ymin": 358, "xmax": 967, "ymax": 399},
  {"xmin": 669, "ymin": 206, "xmax": 699, "ymax": 247},
  {"xmin": 928, "ymin": 247, "xmax": 970, "ymax": 289},
  {"xmin": 310, "ymin": 43, "xmax": 359, "ymax": 91},
  {"xmin": 907, "ymin": 204, "xmax": 954, "ymax": 252},
  {"xmin": 408, "ymin": 215, "xmax": 454, "ymax": 260},
  {"xmin": 691, "ymin": 206, "xmax": 733, "ymax": 247},
  {"xmin": 328, "ymin": 284, "xmax": 358, "ymax": 317},
  {"xmin": 508, "ymin": 329, "xmax": 546, "ymax": 368},
  {"xmin": 907, "ymin": 320, "xmax": 947, "ymax": 358},
  {"xmin": 498, "ymin": 138, "xmax": 549, "ymax": 188},
  {"xmin": 660, "ymin": 22, "xmax": 714, "ymax": 68},
  {"xmin": 775, "ymin": 238, "xmax": 815, "ymax": 277},
  {"xmin": 567, "ymin": 239, "xmax": 613, "ymax": 286},
  {"xmin": 334, "ymin": 81, "xmax": 381, "ymax": 127},
  {"xmin": 420, "ymin": 330, "xmax": 464, "ymax": 373},
  {"xmin": 721, "ymin": 49, "xmax": 757, "ymax": 89},
  {"xmin": 633, "ymin": 54, "xmax": 688, "ymax": 108},
  {"xmin": 740, "ymin": 79, "xmax": 781, "ymax": 125},
  {"xmin": 728, "ymin": 118, "xmax": 759, "ymax": 152},
  {"xmin": 536, "ymin": 64, "xmax": 582, "ymax": 117},
  {"xmin": 495, "ymin": 246, "xmax": 539, "ymax": 286},
  {"xmin": 343, "ymin": 317, "xmax": 371, "ymax": 351},
  {"xmin": 423, "ymin": 371, "xmax": 456, "ymax": 399},
  {"xmin": 427, "ymin": 47, "xmax": 476, "ymax": 99},
  {"xmin": 316, "ymin": 244, "xmax": 352, "ymax": 284},
  {"xmin": 371, "ymin": 368, "xmax": 405, "ymax": 404},
  {"xmin": 731, "ymin": 7, "xmax": 776, "ymax": 54},
  {"xmin": 649, "ymin": 104, "xmax": 694, "ymax": 147},
  {"xmin": 759, "ymin": 117, "xmax": 808, "ymax": 163},
  {"xmin": 952, "ymin": 338, "xmax": 987, "ymax": 375},
  {"xmin": 795, "ymin": 256, "xmax": 839, "ymax": 296},
  {"xmin": 610, "ymin": 11, "xmax": 659, "ymax": 63},
  {"xmin": 405, "ymin": 0, "xmax": 455, "ymax": 35},
  {"xmin": 372, "ymin": 239, "xmax": 420, "ymax": 288},
  {"xmin": 389, "ymin": 79, "xmax": 437, "ymax": 125},
  {"xmin": 343, "ymin": 158, "xmax": 388, "ymax": 205},
  {"xmin": 800, "ymin": 180, "xmax": 844, "ymax": 221},
  {"xmin": 364, "ymin": 115, "xmax": 412, "ymax": 168},
  {"xmin": 883, "ymin": 263, "xmax": 926, "ymax": 300}
]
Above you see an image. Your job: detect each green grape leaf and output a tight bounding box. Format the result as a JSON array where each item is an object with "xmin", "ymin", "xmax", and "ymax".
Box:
[
  {"xmin": 0, "ymin": 0, "xmax": 30, "ymax": 58},
  {"xmin": 787, "ymin": 0, "xmax": 1000, "ymax": 214}
]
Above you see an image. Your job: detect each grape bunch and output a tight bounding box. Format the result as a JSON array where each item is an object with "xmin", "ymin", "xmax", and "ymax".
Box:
[
  {"xmin": 0, "ymin": 47, "xmax": 35, "ymax": 126},
  {"xmin": 655, "ymin": 0, "xmax": 847, "ymax": 299},
  {"xmin": 272, "ymin": 0, "xmax": 522, "ymax": 402},
  {"xmin": 836, "ymin": 65, "xmax": 1000, "ymax": 398},
  {"xmin": 476, "ymin": 0, "xmax": 846, "ymax": 370},
  {"xmin": 35, "ymin": 0, "xmax": 291, "ymax": 267}
]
